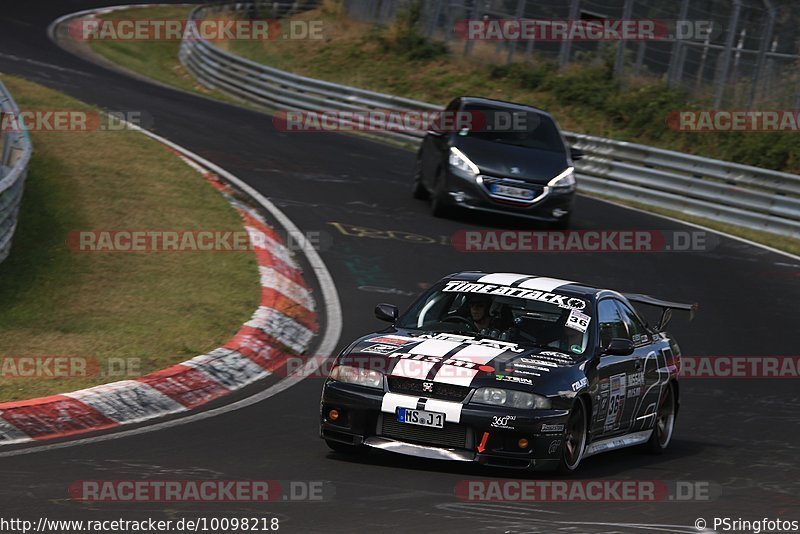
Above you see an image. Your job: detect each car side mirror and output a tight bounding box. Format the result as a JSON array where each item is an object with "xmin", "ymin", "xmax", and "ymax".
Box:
[
  {"xmin": 375, "ymin": 303, "xmax": 399, "ymax": 323},
  {"xmin": 602, "ymin": 338, "xmax": 635, "ymax": 356},
  {"xmin": 571, "ymin": 147, "xmax": 584, "ymax": 161}
]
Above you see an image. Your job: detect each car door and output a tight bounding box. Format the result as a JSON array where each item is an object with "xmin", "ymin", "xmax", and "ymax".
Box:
[
  {"xmin": 619, "ymin": 302, "xmax": 674, "ymax": 431},
  {"xmin": 420, "ymin": 98, "xmax": 459, "ymax": 189},
  {"xmin": 614, "ymin": 300, "xmax": 662, "ymax": 433},
  {"xmin": 592, "ymin": 298, "xmax": 639, "ymax": 438}
]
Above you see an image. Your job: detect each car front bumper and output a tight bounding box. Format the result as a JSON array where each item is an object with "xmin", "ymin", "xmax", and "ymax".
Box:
[
  {"xmin": 442, "ymin": 169, "xmax": 575, "ymax": 223},
  {"xmin": 320, "ymin": 380, "xmax": 570, "ymax": 472}
]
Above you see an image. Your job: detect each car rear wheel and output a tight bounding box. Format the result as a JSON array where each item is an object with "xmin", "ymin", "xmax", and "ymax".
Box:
[
  {"xmin": 558, "ymin": 398, "xmax": 587, "ymax": 473},
  {"xmin": 412, "ymin": 158, "xmax": 428, "ymax": 200},
  {"xmin": 647, "ymin": 382, "xmax": 676, "ymax": 453}
]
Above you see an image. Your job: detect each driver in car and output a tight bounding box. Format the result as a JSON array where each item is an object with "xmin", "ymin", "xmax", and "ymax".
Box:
[
  {"xmin": 467, "ymin": 294, "xmax": 515, "ymax": 340},
  {"xmin": 468, "ymin": 293, "xmax": 493, "ymax": 331}
]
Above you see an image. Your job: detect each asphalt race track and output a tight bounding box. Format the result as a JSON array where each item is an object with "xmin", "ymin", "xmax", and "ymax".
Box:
[{"xmin": 0, "ymin": 2, "xmax": 798, "ymax": 532}]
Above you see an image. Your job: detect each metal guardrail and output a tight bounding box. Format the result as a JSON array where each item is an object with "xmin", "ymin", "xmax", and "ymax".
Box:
[
  {"xmin": 179, "ymin": 4, "xmax": 800, "ymax": 238},
  {"xmin": 0, "ymin": 81, "xmax": 33, "ymax": 264}
]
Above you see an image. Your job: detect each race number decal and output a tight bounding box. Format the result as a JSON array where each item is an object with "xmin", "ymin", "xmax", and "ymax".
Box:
[
  {"xmin": 566, "ymin": 308, "xmax": 591, "ymax": 333},
  {"xmin": 604, "ymin": 373, "xmax": 627, "ymax": 431}
]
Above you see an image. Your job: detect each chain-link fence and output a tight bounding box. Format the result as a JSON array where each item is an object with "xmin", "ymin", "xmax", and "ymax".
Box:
[{"xmin": 341, "ymin": 0, "xmax": 800, "ymax": 108}]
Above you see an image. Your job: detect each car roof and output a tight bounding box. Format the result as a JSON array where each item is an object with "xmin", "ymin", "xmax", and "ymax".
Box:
[
  {"xmin": 444, "ymin": 271, "xmax": 603, "ymax": 298},
  {"xmin": 456, "ymin": 96, "xmax": 553, "ymax": 117}
]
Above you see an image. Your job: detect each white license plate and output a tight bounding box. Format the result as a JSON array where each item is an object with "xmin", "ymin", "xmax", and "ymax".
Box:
[
  {"xmin": 397, "ymin": 408, "xmax": 445, "ymax": 429},
  {"xmin": 491, "ymin": 183, "xmax": 535, "ymax": 200}
]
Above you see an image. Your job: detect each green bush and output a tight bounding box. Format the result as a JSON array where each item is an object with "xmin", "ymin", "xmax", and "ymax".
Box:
[
  {"xmin": 369, "ymin": 0, "xmax": 448, "ymax": 61},
  {"xmin": 488, "ymin": 61, "xmax": 555, "ymax": 90},
  {"xmin": 606, "ymin": 83, "xmax": 689, "ymax": 138},
  {"xmin": 540, "ymin": 62, "xmax": 619, "ymax": 108}
]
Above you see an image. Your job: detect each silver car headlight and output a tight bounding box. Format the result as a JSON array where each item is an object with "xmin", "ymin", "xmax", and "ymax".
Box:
[
  {"xmin": 449, "ymin": 147, "xmax": 480, "ymax": 178},
  {"xmin": 471, "ymin": 387, "xmax": 551, "ymax": 409},
  {"xmin": 547, "ymin": 167, "xmax": 576, "ymax": 192},
  {"xmin": 329, "ymin": 365, "xmax": 383, "ymax": 389}
]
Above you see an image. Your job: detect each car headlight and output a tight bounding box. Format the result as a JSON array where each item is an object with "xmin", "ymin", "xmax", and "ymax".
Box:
[
  {"xmin": 449, "ymin": 147, "xmax": 480, "ymax": 178},
  {"xmin": 329, "ymin": 365, "xmax": 383, "ymax": 389},
  {"xmin": 547, "ymin": 167, "xmax": 576, "ymax": 192},
  {"xmin": 471, "ymin": 387, "xmax": 551, "ymax": 409}
]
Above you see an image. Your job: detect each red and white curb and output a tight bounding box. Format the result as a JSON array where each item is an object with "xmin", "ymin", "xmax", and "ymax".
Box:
[{"xmin": 0, "ymin": 147, "xmax": 318, "ymax": 446}]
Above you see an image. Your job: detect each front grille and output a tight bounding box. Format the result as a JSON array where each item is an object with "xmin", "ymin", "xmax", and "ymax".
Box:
[
  {"xmin": 379, "ymin": 415, "xmax": 472, "ymax": 449},
  {"xmin": 387, "ymin": 377, "xmax": 471, "ymax": 402}
]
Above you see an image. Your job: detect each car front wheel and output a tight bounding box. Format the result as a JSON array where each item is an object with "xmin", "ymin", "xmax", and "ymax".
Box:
[
  {"xmin": 412, "ymin": 157, "xmax": 428, "ymax": 200},
  {"xmin": 558, "ymin": 398, "xmax": 587, "ymax": 473},
  {"xmin": 430, "ymin": 170, "xmax": 451, "ymax": 218}
]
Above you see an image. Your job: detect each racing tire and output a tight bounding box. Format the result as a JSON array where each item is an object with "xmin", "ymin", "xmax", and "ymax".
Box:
[
  {"xmin": 412, "ymin": 158, "xmax": 429, "ymax": 200},
  {"xmin": 430, "ymin": 170, "xmax": 451, "ymax": 218},
  {"xmin": 325, "ymin": 439, "xmax": 362, "ymax": 455},
  {"xmin": 646, "ymin": 382, "xmax": 677, "ymax": 454},
  {"xmin": 558, "ymin": 398, "xmax": 588, "ymax": 474}
]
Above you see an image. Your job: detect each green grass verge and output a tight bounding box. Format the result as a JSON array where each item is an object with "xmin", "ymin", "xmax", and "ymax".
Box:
[
  {"xmin": 0, "ymin": 75, "xmax": 259, "ymax": 401},
  {"xmin": 84, "ymin": 4, "xmax": 798, "ymax": 256}
]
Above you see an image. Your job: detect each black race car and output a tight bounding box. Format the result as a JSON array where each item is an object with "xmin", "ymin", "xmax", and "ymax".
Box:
[
  {"xmin": 320, "ymin": 272, "xmax": 696, "ymax": 473},
  {"xmin": 413, "ymin": 97, "xmax": 581, "ymax": 228}
]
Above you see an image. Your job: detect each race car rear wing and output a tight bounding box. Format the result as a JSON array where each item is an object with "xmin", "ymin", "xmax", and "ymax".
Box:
[{"xmin": 623, "ymin": 293, "xmax": 698, "ymax": 331}]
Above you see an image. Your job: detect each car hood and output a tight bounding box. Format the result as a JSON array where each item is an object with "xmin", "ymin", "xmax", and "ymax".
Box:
[
  {"xmin": 453, "ymin": 137, "xmax": 569, "ymax": 184},
  {"xmin": 342, "ymin": 331, "xmax": 586, "ymax": 397}
]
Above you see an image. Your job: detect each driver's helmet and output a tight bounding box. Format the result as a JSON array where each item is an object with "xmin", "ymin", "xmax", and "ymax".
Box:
[{"xmin": 466, "ymin": 293, "xmax": 492, "ymax": 307}]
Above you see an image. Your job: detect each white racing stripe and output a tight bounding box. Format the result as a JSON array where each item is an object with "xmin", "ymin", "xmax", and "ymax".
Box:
[
  {"xmin": 390, "ymin": 358, "xmax": 437, "ymax": 379},
  {"xmin": 381, "ymin": 392, "xmax": 420, "ymax": 414},
  {"xmin": 408, "ymin": 339, "xmax": 463, "ymax": 357},
  {"xmin": 477, "ymin": 273, "xmax": 531, "ymax": 286},
  {"xmin": 518, "ymin": 277, "xmax": 575, "ymax": 292},
  {"xmin": 432, "ymin": 345, "xmax": 506, "ymax": 386}
]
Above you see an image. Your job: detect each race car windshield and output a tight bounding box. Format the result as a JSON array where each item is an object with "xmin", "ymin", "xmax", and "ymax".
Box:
[{"xmin": 398, "ymin": 281, "xmax": 592, "ymax": 355}]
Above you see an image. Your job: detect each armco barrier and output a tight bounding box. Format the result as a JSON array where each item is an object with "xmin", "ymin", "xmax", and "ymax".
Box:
[
  {"xmin": 0, "ymin": 80, "xmax": 33, "ymax": 264},
  {"xmin": 175, "ymin": 3, "xmax": 800, "ymax": 238}
]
